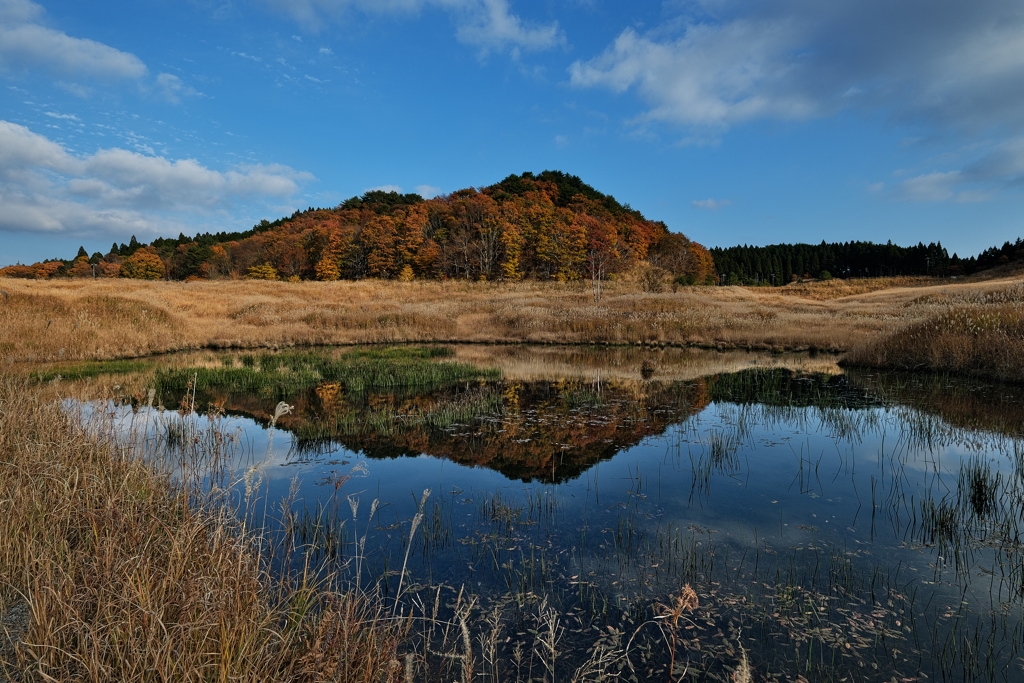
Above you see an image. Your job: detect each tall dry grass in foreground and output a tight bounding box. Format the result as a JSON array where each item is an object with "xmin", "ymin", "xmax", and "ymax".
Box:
[{"xmin": 0, "ymin": 376, "xmax": 408, "ymax": 682}]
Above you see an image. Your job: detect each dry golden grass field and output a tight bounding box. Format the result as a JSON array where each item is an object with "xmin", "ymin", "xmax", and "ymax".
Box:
[{"xmin": 2, "ymin": 273, "xmax": 1023, "ymax": 380}]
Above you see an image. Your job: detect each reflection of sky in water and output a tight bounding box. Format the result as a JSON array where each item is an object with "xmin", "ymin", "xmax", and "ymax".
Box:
[
  {"xmin": 98, "ymin": 389, "xmax": 1024, "ymax": 612},
  {"xmin": 66, "ymin": 351, "xmax": 1024, "ymax": 680},
  {"xmin": 81, "ymin": 373, "xmax": 1024, "ymax": 681}
]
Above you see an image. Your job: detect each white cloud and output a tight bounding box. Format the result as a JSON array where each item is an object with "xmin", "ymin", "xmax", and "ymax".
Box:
[
  {"xmin": 691, "ymin": 198, "xmax": 731, "ymax": 210},
  {"xmin": 319, "ymin": 46, "xmax": 333, "ymax": 55},
  {"xmin": 0, "ymin": 120, "xmax": 314, "ymax": 240},
  {"xmin": 0, "ymin": 120, "xmax": 73, "ymax": 173},
  {"xmin": 0, "ymin": 0, "xmax": 43, "ymax": 24},
  {"xmin": 44, "ymin": 111, "xmax": 80, "ymax": 121},
  {"xmin": 570, "ymin": 19, "xmax": 817, "ymax": 129},
  {"xmin": 453, "ymin": 0, "xmax": 563, "ymax": 54},
  {"xmin": 414, "ymin": 184, "xmax": 442, "ymax": 198},
  {"xmin": 0, "ymin": 0, "xmax": 200, "ymax": 105},
  {"xmin": 231, "ymin": 51, "xmax": 263, "ymax": 63},
  {"xmin": 0, "ymin": 198, "xmax": 159, "ymax": 238},
  {"xmin": 0, "ymin": 0, "xmax": 147, "ymax": 80},
  {"xmin": 156, "ymin": 73, "xmax": 201, "ymax": 104},
  {"xmin": 261, "ymin": 0, "xmax": 562, "ymax": 54},
  {"xmin": 571, "ymin": 0, "xmax": 1024, "ymax": 200},
  {"xmin": 571, "ymin": 0, "xmax": 1024, "ymax": 135}
]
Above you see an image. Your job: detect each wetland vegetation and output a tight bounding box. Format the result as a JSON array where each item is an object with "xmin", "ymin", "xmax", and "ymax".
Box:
[{"xmin": 4, "ymin": 343, "xmax": 1024, "ymax": 681}]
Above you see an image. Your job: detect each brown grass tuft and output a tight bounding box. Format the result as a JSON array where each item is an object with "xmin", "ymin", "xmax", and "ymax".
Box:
[
  {"xmin": 0, "ymin": 376, "xmax": 404, "ymax": 682},
  {"xmin": 843, "ymin": 284, "xmax": 1024, "ymax": 382}
]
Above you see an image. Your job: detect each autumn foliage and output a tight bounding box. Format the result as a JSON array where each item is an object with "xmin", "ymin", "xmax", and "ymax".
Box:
[{"xmin": 1, "ymin": 171, "xmax": 715, "ymax": 285}]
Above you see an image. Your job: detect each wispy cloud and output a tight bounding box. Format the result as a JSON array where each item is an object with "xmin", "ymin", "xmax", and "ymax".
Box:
[
  {"xmin": 453, "ymin": 0, "xmax": 564, "ymax": 55},
  {"xmin": 414, "ymin": 184, "xmax": 441, "ymax": 198},
  {"xmin": 0, "ymin": 120, "xmax": 314, "ymax": 240},
  {"xmin": 156, "ymin": 73, "xmax": 202, "ymax": 104},
  {"xmin": 881, "ymin": 137, "xmax": 1024, "ymax": 203},
  {"xmin": 231, "ymin": 51, "xmax": 263, "ymax": 63},
  {"xmin": 261, "ymin": 0, "xmax": 563, "ymax": 55},
  {"xmin": 692, "ymin": 198, "xmax": 731, "ymax": 211},
  {"xmin": 364, "ymin": 184, "xmax": 402, "ymax": 194}
]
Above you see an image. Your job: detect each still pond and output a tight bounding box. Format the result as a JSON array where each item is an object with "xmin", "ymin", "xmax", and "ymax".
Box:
[{"xmin": 60, "ymin": 345, "xmax": 1024, "ymax": 682}]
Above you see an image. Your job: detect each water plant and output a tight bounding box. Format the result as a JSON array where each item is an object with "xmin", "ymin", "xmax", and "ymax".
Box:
[{"xmin": 153, "ymin": 346, "xmax": 501, "ymax": 405}]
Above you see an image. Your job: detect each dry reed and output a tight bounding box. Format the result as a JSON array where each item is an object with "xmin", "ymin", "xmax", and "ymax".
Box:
[
  {"xmin": 0, "ymin": 375, "xmax": 408, "ymax": 682},
  {"xmin": 842, "ymin": 299, "xmax": 1024, "ymax": 382}
]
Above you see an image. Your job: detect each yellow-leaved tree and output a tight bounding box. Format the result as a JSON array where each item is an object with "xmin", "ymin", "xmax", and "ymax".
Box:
[
  {"xmin": 120, "ymin": 247, "xmax": 165, "ymax": 280},
  {"xmin": 247, "ymin": 262, "xmax": 279, "ymax": 280}
]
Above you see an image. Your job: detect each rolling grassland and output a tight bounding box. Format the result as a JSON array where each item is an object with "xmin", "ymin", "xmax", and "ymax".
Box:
[{"xmin": 2, "ymin": 273, "xmax": 1022, "ymax": 381}]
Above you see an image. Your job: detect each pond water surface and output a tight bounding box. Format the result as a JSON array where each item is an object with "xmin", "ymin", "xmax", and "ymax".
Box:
[{"xmin": 71, "ymin": 345, "xmax": 1024, "ymax": 682}]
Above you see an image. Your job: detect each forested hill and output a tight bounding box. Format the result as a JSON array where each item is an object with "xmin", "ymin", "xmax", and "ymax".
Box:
[{"xmin": 1, "ymin": 171, "xmax": 715, "ymax": 284}]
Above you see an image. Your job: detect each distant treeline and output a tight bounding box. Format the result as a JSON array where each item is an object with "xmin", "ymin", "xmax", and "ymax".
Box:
[
  {"xmin": 712, "ymin": 238, "xmax": 1024, "ymax": 285},
  {"xmin": 1, "ymin": 170, "xmax": 715, "ymax": 285}
]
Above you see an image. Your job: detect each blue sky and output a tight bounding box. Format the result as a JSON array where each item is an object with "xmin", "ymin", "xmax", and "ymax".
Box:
[{"xmin": 2, "ymin": 0, "xmax": 1023, "ymax": 266}]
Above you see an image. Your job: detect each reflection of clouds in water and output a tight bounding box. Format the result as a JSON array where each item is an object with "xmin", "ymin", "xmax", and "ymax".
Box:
[
  {"xmin": 71, "ymin": 375, "xmax": 1024, "ymax": 675},
  {"xmin": 99, "ymin": 402, "xmax": 288, "ymax": 481},
  {"xmin": 58, "ymin": 355, "xmax": 1024, "ymax": 680},
  {"xmin": 656, "ymin": 400, "xmax": 1024, "ymax": 548}
]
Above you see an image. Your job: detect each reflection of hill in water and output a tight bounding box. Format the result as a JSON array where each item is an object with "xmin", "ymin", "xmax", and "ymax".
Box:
[
  {"xmin": 195, "ymin": 379, "xmax": 712, "ymax": 483},
  {"xmin": 173, "ymin": 365, "xmax": 1024, "ymax": 482}
]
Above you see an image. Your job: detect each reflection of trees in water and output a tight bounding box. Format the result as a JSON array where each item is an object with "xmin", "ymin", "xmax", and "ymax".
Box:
[
  {"xmin": 191, "ymin": 379, "xmax": 712, "ymax": 483},
  {"xmin": 293, "ymin": 379, "xmax": 715, "ymax": 483},
  {"xmin": 706, "ymin": 367, "xmax": 884, "ymax": 410},
  {"xmin": 174, "ymin": 366, "xmax": 1024, "ymax": 489},
  {"xmin": 845, "ymin": 367, "xmax": 1024, "ymax": 439},
  {"xmin": 131, "ymin": 363, "xmax": 1024, "ymax": 682}
]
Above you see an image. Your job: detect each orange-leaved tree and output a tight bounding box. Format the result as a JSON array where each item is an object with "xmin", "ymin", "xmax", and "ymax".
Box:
[{"xmin": 68, "ymin": 256, "xmax": 94, "ymax": 278}]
